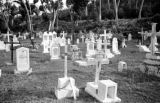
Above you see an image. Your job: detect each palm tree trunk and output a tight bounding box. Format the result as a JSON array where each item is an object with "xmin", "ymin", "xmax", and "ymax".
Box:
[
  {"xmin": 99, "ymin": 0, "xmax": 102, "ymax": 21},
  {"xmin": 108, "ymin": 0, "xmax": 110, "ymax": 10},
  {"xmin": 138, "ymin": 0, "xmax": 144, "ymax": 19},
  {"xmin": 113, "ymin": 0, "xmax": 118, "ymax": 25}
]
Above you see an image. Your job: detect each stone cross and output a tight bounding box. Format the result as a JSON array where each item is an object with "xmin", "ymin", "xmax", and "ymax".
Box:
[
  {"xmin": 7, "ymin": 32, "xmax": 12, "ymax": 42},
  {"xmin": 95, "ymin": 52, "xmax": 103, "ymax": 84},
  {"xmin": 64, "ymin": 44, "xmax": 68, "ymax": 78},
  {"xmin": 150, "ymin": 23, "xmax": 158, "ymax": 54},
  {"xmin": 81, "ymin": 35, "xmax": 85, "ymax": 43},
  {"xmin": 138, "ymin": 28, "xmax": 145, "ymax": 45}
]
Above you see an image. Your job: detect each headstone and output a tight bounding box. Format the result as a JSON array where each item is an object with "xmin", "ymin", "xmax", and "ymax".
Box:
[
  {"xmin": 53, "ymin": 31, "xmax": 57, "ymax": 38},
  {"xmin": 104, "ymin": 40, "xmax": 114, "ymax": 58},
  {"xmin": 48, "ymin": 32, "xmax": 53, "ymax": 47},
  {"xmin": 128, "ymin": 33, "xmax": 132, "ymax": 41},
  {"xmin": 55, "ymin": 44, "xmax": 79, "ymax": 100},
  {"xmin": 15, "ymin": 47, "xmax": 32, "ymax": 74},
  {"xmin": 86, "ymin": 41, "xmax": 96, "ymax": 58},
  {"xmin": 112, "ymin": 37, "xmax": 121, "ymax": 55},
  {"xmin": 121, "ymin": 38, "xmax": 127, "ymax": 48},
  {"xmin": 0, "ymin": 41, "xmax": 5, "ymax": 50},
  {"xmin": 50, "ymin": 43, "xmax": 60, "ymax": 60},
  {"xmin": 97, "ymin": 38, "xmax": 102, "ymax": 51},
  {"xmin": 76, "ymin": 38, "xmax": 79, "ymax": 44},
  {"xmin": 81, "ymin": 35, "xmax": 85, "ymax": 43},
  {"xmin": 118, "ymin": 61, "xmax": 127, "ymax": 72},
  {"xmin": 42, "ymin": 31, "xmax": 49, "ymax": 53},
  {"xmin": 149, "ymin": 23, "xmax": 159, "ymax": 54},
  {"xmin": 13, "ymin": 35, "xmax": 20, "ymax": 47},
  {"xmin": 0, "ymin": 69, "xmax": 1, "ymax": 77},
  {"xmin": 5, "ymin": 44, "xmax": 10, "ymax": 52},
  {"xmin": 67, "ymin": 38, "xmax": 71, "ymax": 45}
]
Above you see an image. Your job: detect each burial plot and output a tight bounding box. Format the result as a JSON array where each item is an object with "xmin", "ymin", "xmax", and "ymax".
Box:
[
  {"xmin": 15, "ymin": 47, "xmax": 32, "ymax": 74},
  {"xmin": 112, "ymin": 37, "xmax": 121, "ymax": 55},
  {"xmin": 85, "ymin": 54, "xmax": 121, "ymax": 103},
  {"xmin": 55, "ymin": 44, "xmax": 79, "ymax": 99},
  {"xmin": 140, "ymin": 23, "xmax": 160, "ymax": 77},
  {"xmin": 50, "ymin": 42, "xmax": 60, "ymax": 60}
]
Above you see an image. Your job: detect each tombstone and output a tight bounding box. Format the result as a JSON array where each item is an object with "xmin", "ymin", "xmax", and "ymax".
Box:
[
  {"xmin": 112, "ymin": 37, "xmax": 121, "ymax": 55},
  {"xmin": 149, "ymin": 23, "xmax": 159, "ymax": 54},
  {"xmin": 81, "ymin": 35, "xmax": 85, "ymax": 43},
  {"xmin": 55, "ymin": 44, "xmax": 79, "ymax": 99},
  {"xmin": 118, "ymin": 61, "xmax": 127, "ymax": 72},
  {"xmin": 121, "ymin": 38, "xmax": 127, "ymax": 48},
  {"xmin": 15, "ymin": 47, "xmax": 32, "ymax": 74},
  {"xmin": 48, "ymin": 32, "xmax": 53, "ymax": 47},
  {"xmin": 0, "ymin": 41, "xmax": 5, "ymax": 50},
  {"xmin": 42, "ymin": 32, "xmax": 49, "ymax": 53},
  {"xmin": 67, "ymin": 38, "xmax": 71, "ymax": 45},
  {"xmin": 5, "ymin": 44, "xmax": 10, "ymax": 52},
  {"xmin": 13, "ymin": 35, "xmax": 20, "ymax": 47},
  {"xmin": 97, "ymin": 38, "xmax": 102, "ymax": 51},
  {"xmin": 76, "ymin": 38, "xmax": 79, "ymax": 44},
  {"xmin": 60, "ymin": 37, "xmax": 66, "ymax": 46},
  {"xmin": 53, "ymin": 31, "xmax": 57, "ymax": 38},
  {"xmin": 128, "ymin": 33, "xmax": 132, "ymax": 41},
  {"xmin": 85, "ymin": 55, "xmax": 121, "ymax": 103},
  {"xmin": 50, "ymin": 43, "xmax": 60, "ymax": 60},
  {"xmin": 86, "ymin": 41, "xmax": 96, "ymax": 58},
  {"xmin": 104, "ymin": 40, "xmax": 114, "ymax": 58}
]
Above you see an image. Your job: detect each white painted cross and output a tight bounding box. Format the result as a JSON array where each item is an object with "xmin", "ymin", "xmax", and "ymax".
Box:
[
  {"xmin": 150, "ymin": 23, "xmax": 160, "ymax": 54},
  {"xmin": 81, "ymin": 35, "xmax": 85, "ymax": 43},
  {"xmin": 64, "ymin": 44, "xmax": 68, "ymax": 78}
]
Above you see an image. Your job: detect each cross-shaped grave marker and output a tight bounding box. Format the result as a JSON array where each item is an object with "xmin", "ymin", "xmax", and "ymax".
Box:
[
  {"xmin": 5, "ymin": 35, "xmax": 21, "ymax": 65},
  {"xmin": 55, "ymin": 44, "xmax": 79, "ymax": 100}
]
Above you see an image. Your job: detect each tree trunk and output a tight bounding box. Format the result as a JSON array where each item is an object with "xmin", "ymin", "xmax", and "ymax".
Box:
[
  {"xmin": 113, "ymin": 0, "xmax": 118, "ymax": 25},
  {"xmin": 108, "ymin": 0, "xmax": 110, "ymax": 10},
  {"xmin": 85, "ymin": 6, "xmax": 88, "ymax": 16},
  {"xmin": 49, "ymin": 10, "xmax": 58, "ymax": 31},
  {"xmin": 138, "ymin": 0, "xmax": 144, "ymax": 19},
  {"xmin": 99, "ymin": 0, "xmax": 102, "ymax": 21}
]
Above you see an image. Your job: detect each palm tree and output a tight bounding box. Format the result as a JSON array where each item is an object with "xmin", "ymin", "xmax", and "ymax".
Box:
[{"xmin": 138, "ymin": 0, "xmax": 144, "ymax": 19}]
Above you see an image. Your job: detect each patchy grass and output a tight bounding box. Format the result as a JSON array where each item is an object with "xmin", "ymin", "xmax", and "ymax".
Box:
[{"xmin": 0, "ymin": 39, "xmax": 160, "ymax": 103}]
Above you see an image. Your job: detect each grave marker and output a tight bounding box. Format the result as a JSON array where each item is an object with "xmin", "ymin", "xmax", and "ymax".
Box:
[
  {"xmin": 50, "ymin": 43, "xmax": 60, "ymax": 60},
  {"xmin": 85, "ymin": 53, "xmax": 121, "ymax": 103},
  {"xmin": 55, "ymin": 44, "xmax": 79, "ymax": 100},
  {"xmin": 112, "ymin": 37, "xmax": 121, "ymax": 55},
  {"xmin": 15, "ymin": 47, "xmax": 32, "ymax": 74}
]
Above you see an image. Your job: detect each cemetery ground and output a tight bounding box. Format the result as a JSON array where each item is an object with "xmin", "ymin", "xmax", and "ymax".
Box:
[{"xmin": 0, "ymin": 39, "xmax": 160, "ymax": 103}]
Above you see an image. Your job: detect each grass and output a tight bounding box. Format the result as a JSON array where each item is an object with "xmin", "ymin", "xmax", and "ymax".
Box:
[{"xmin": 0, "ymin": 39, "xmax": 160, "ymax": 103}]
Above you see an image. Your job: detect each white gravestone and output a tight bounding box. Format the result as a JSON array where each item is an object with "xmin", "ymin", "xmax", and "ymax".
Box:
[
  {"xmin": 0, "ymin": 41, "xmax": 5, "ymax": 50},
  {"xmin": 149, "ymin": 23, "xmax": 159, "ymax": 54},
  {"xmin": 76, "ymin": 38, "xmax": 79, "ymax": 44},
  {"xmin": 97, "ymin": 38, "xmax": 102, "ymax": 51},
  {"xmin": 55, "ymin": 45, "xmax": 79, "ymax": 100},
  {"xmin": 86, "ymin": 41, "xmax": 96, "ymax": 58},
  {"xmin": 42, "ymin": 32, "xmax": 49, "ymax": 53},
  {"xmin": 67, "ymin": 38, "xmax": 71, "ymax": 45},
  {"xmin": 5, "ymin": 44, "xmax": 10, "ymax": 52},
  {"xmin": 81, "ymin": 35, "xmax": 85, "ymax": 43},
  {"xmin": 13, "ymin": 35, "xmax": 20, "ymax": 47},
  {"xmin": 85, "ymin": 56, "xmax": 121, "ymax": 103},
  {"xmin": 128, "ymin": 33, "xmax": 132, "ymax": 41},
  {"xmin": 50, "ymin": 43, "xmax": 60, "ymax": 60},
  {"xmin": 118, "ymin": 61, "xmax": 127, "ymax": 72},
  {"xmin": 15, "ymin": 47, "xmax": 32, "ymax": 74},
  {"xmin": 48, "ymin": 32, "xmax": 53, "ymax": 47},
  {"xmin": 112, "ymin": 37, "xmax": 121, "ymax": 55},
  {"xmin": 104, "ymin": 40, "xmax": 114, "ymax": 58},
  {"xmin": 121, "ymin": 38, "xmax": 127, "ymax": 48}
]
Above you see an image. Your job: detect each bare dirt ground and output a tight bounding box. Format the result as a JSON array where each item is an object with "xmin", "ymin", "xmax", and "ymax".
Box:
[{"xmin": 0, "ymin": 39, "xmax": 160, "ymax": 103}]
